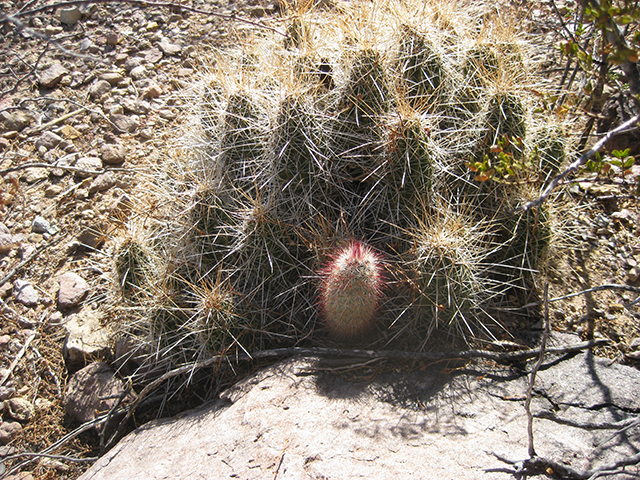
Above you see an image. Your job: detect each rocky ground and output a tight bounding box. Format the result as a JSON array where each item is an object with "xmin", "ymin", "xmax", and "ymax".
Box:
[{"xmin": 0, "ymin": 1, "xmax": 638, "ymax": 479}]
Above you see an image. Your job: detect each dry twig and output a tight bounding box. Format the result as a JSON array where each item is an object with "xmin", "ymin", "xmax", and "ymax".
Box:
[{"xmin": 518, "ymin": 114, "xmax": 640, "ymax": 212}]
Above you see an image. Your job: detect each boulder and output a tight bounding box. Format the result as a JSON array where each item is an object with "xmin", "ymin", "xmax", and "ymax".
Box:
[{"xmin": 79, "ymin": 349, "xmax": 640, "ymax": 480}]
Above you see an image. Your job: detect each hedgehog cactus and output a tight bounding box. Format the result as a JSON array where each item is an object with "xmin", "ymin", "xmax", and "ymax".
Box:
[
  {"xmin": 318, "ymin": 241, "xmax": 386, "ymax": 339},
  {"xmin": 111, "ymin": 0, "xmax": 575, "ymax": 380}
]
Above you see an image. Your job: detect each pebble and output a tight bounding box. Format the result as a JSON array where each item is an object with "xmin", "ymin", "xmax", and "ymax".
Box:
[
  {"xmin": 158, "ymin": 37, "xmax": 182, "ymax": 56},
  {"xmin": 99, "ymin": 72, "xmax": 125, "ymax": 85},
  {"xmin": 105, "ymin": 33, "xmax": 119, "ymax": 46},
  {"xmin": 13, "ymin": 280, "xmax": 39, "ymax": 307},
  {"xmin": 35, "ymin": 131, "xmax": 62, "ymax": 151},
  {"xmin": 44, "ymin": 185, "xmax": 64, "ymax": 197},
  {"xmin": 21, "ymin": 167, "xmax": 49, "ymax": 183},
  {"xmin": 628, "ymin": 267, "xmax": 639, "ymax": 283},
  {"xmin": 39, "ymin": 62, "xmax": 69, "ymax": 89},
  {"xmin": 129, "ymin": 65, "xmax": 147, "ymax": 81},
  {"xmin": 89, "ymin": 79, "xmax": 112, "ymax": 100},
  {"xmin": 63, "ymin": 308, "xmax": 112, "ymax": 362},
  {"xmin": 74, "ymin": 156, "xmax": 103, "ymax": 176},
  {"xmin": 101, "ymin": 144, "xmax": 126, "ymax": 164},
  {"xmin": 59, "ymin": 6, "xmax": 82, "ymax": 25},
  {"xmin": 7, "ymin": 397, "xmax": 34, "ymax": 422},
  {"xmin": 0, "ymin": 234, "xmax": 17, "ymax": 254},
  {"xmin": 32, "ymin": 215, "xmax": 55, "ymax": 235},
  {"xmin": 57, "ymin": 271, "xmax": 90, "ymax": 310},
  {"xmin": 143, "ymin": 48, "xmax": 163, "ymax": 63},
  {"xmin": 110, "ymin": 113, "xmax": 139, "ymax": 133},
  {"xmin": 0, "ymin": 421, "xmax": 22, "ymax": 444},
  {"xmin": 122, "ymin": 98, "xmax": 150, "ymax": 114},
  {"xmin": 0, "ymin": 111, "xmax": 31, "ymax": 132},
  {"xmin": 89, "ymin": 172, "xmax": 117, "ymax": 193},
  {"xmin": 0, "ymin": 387, "xmax": 15, "ymax": 402},
  {"xmin": 142, "ymin": 83, "xmax": 163, "ymax": 99}
]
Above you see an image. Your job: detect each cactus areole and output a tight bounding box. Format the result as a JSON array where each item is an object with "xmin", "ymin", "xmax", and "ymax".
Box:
[{"xmin": 318, "ymin": 241, "xmax": 385, "ymax": 339}]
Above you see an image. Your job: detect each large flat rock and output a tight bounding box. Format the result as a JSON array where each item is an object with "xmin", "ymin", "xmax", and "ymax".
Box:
[{"xmin": 80, "ymin": 350, "xmax": 640, "ymax": 479}]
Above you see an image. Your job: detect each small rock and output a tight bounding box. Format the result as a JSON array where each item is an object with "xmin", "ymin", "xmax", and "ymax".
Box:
[
  {"xmin": 158, "ymin": 37, "xmax": 182, "ymax": 56},
  {"xmin": 39, "ymin": 62, "xmax": 69, "ymax": 89},
  {"xmin": 142, "ymin": 83, "xmax": 163, "ymax": 99},
  {"xmin": 89, "ymin": 79, "xmax": 112, "ymax": 100},
  {"xmin": 63, "ymin": 308, "xmax": 112, "ymax": 362},
  {"xmin": 110, "ymin": 114, "xmax": 139, "ymax": 133},
  {"xmin": 105, "ymin": 33, "xmax": 119, "ymax": 46},
  {"xmin": 122, "ymin": 98, "xmax": 149, "ymax": 114},
  {"xmin": 99, "ymin": 72, "xmax": 124, "ymax": 86},
  {"xmin": 32, "ymin": 215, "xmax": 56, "ymax": 235},
  {"xmin": 21, "ymin": 167, "xmax": 49, "ymax": 183},
  {"xmin": 0, "ymin": 111, "xmax": 31, "ymax": 132},
  {"xmin": 159, "ymin": 109, "xmax": 177, "ymax": 120},
  {"xmin": 129, "ymin": 65, "xmax": 147, "ymax": 81},
  {"xmin": 143, "ymin": 48, "xmax": 163, "ymax": 63},
  {"xmin": 64, "ymin": 362, "xmax": 126, "ymax": 424},
  {"xmin": 0, "ymin": 387, "xmax": 15, "ymax": 402},
  {"xmin": 89, "ymin": 172, "xmax": 117, "ymax": 193},
  {"xmin": 123, "ymin": 56, "xmax": 143, "ymax": 72},
  {"xmin": 0, "ymin": 335, "xmax": 10, "ymax": 349},
  {"xmin": 74, "ymin": 156, "xmax": 103, "ymax": 177},
  {"xmin": 7, "ymin": 397, "xmax": 34, "ymax": 422},
  {"xmin": 628, "ymin": 267, "xmax": 639, "ymax": 283},
  {"xmin": 13, "ymin": 280, "xmax": 39, "ymax": 307},
  {"xmin": 138, "ymin": 128, "xmax": 154, "ymax": 140},
  {"xmin": 0, "ymin": 445, "xmax": 17, "ymax": 457},
  {"xmin": 0, "ymin": 421, "xmax": 22, "ymax": 444},
  {"xmin": 101, "ymin": 144, "xmax": 126, "ymax": 164},
  {"xmin": 79, "ymin": 38, "xmax": 97, "ymax": 53},
  {"xmin": 0, "ymin": 234, "xmax": 18, "ymax": 254},
  {"xmin": 35, "ymin": 131, "xmax": 62, "ymax": 151},
  {"xmin": 57, "ymin": 272, "xmax": 90, "ymax": 310},
  {"xmin": 59, "ymin": 6, "xmax": 82, "ymax": 25},
  {"xmin": 76, "ymin": 229, "xmax": 104, "ymax": 251},
  {"xmin": 44, "ymin": 184, "xmax": 64, "ymax": 197}
]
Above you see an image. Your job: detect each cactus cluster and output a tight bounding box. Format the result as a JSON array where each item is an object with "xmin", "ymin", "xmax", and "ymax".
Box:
[{"xmin": 111, "ymin": 0, "xmax": 573, "ymax": 377}]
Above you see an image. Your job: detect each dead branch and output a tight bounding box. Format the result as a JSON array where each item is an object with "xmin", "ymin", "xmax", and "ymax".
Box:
[
  {"xmin": 517, "ymin": 113, "xmax": 640, "ymax": 213},
  {"xmin": 524, "ymin": 284, "xmax": 550, "ymax": 457},
  {"xmin": 0, "ymin": 161, "xmax": 104, "ymax": 176}
]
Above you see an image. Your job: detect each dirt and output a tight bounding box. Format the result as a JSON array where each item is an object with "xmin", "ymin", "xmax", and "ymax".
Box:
[{"xmin": 0, "ymin": 1, "xmax": 638, "ymax": 479}]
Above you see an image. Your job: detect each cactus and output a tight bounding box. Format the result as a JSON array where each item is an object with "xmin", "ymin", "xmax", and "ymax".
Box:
[
  {"xmin": 109, "ymin": 0, "xmax": 574, "ymax": 385},
  {"xmin": 318, "ymin": 241, "xmax": 386, "ymax": 339}
]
